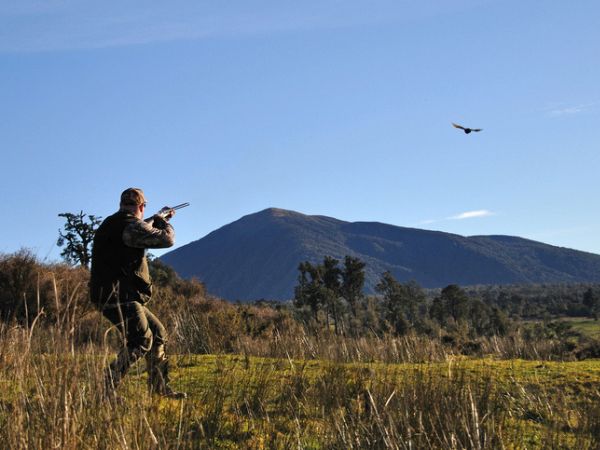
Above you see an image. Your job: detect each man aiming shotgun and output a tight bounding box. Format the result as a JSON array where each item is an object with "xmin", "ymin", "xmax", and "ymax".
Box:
[{"xmin": 90, "ymin": 188, "xmax": 189, "ymax": 399}]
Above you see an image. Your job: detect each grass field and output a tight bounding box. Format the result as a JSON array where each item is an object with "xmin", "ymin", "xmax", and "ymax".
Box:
[
  {"xmin": 563, "ymin": 318, "xmax": 600, "ymax": 340},
  {"xmin": 3, "ymin": 347, "xmax": 600, "ymax": 449},
  {"xmin": 170, "ymin": 355, "xmax": 600, "ymax": 448}
]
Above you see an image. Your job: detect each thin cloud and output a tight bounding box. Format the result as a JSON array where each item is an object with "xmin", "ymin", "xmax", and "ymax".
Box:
[
  {"xmin": 545, "ymin": 102, "xmax": 598, "ymax": 117},
  {"xmin": 448, "ymin": 209, "xmax": 495, "ymax": 220},
  {"xmin": 414, "ymin": 209, "xmax": 495, "ymax": 227},
  {"xmin": 0, "ymin": 1, "xmax": 484, "ymax": 53}
]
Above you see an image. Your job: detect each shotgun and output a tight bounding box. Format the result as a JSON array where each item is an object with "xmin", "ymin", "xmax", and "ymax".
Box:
[{"xmin": 155, "ymin": 202, "xmax": 190, "ymax": 220}]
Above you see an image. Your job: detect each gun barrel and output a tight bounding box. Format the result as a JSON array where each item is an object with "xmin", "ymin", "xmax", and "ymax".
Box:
[{"xmin": 171, "ymin": 202, "xmax": 190, "ymax": 211}]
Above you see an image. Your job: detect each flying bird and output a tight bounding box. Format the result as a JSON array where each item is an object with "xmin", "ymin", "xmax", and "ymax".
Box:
[{"xmin": 452, "ymin": 123, "xmax": 482, "ymax": 134}]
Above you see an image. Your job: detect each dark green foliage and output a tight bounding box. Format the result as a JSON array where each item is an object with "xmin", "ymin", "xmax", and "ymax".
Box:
[
  {"xmin": 322, "ymin": 256, "xmax": 343, "ymax": 334},
  {"xmin": 429, "ymin": 296, "xmax": 445, "ymax": 324},
  {"xmin": 583, "ymin": 287, "xmax": 600, "ymax": 319},
  {"xmin": 294, "ymin": 255, "xmax": 370, "ymax": 335},
  {"xmin": 57, "ymin": 211, "xmax": 102, "ymax": 268},
  {"xmin": 441, "ymin": 284, "xmax": 470, "ymax": 322},
  {"xmin": 294, "ymin": 261, "xmax": 325, "ymax": 323},
  {"xmin": 341, "ymin": 256, "xmax": 366, "ymax": 318},
  {"xmin": 294, "ymin": 260, "xmax": 518, "ymax": 339},
  {"xmin": 490, "ymin": 306, "xmax": 510, "ymax": 335},
  {"xmin": 462, "ymin": 283, "xmax": 599, "ymax": 319},
  {"xmin": 428, "ymin": 284, "xmax": 513, "ymax": 338},
  {"xmin": 375, "ymin": 272, "xmax": 425, "ymax": 335},
  {"xmin": 294, "ymin": 257, "xmax": 346, "ymax": 334}
]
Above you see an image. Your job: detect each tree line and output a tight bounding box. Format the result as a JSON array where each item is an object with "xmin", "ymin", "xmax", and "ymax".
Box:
[{"xmin": 292, "ymin": 256, "xmax": 515, "ymax": 338}]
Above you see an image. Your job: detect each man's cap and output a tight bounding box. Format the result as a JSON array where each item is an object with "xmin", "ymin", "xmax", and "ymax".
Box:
[{"xmin": 120, "ymin": 188, "xmax": 146, "ymax": 206}]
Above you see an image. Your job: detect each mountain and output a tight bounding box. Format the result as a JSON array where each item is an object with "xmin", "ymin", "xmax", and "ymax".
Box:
[{"xmin": 160, "ymin": 208, "xmax": 600, "ymax": 301}]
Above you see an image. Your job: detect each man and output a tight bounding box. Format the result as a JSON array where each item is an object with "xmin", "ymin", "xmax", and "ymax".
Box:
[{"xmin": 90, "ymin": 187, "xmax": 186, "ymax": 399}]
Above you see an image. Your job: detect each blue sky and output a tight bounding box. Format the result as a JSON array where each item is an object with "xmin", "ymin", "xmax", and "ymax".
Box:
[{"xmin": 1, "ymin": 0, "xmax": 599, "ymax": 261}]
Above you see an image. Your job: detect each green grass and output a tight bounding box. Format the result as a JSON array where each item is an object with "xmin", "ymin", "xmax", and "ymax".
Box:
[
  {"xmin": 3, "ymin": 349, "xmax": 600, "ymax": 448},
  {"xmin": 562, "ymin": 317, "xmax": 600, "ymax": 339},
  {"xmin": 137, "ymin": 355, "xmax": 600, "ymax": 448},
  {"xmin": 171, "ymin": 354, "xmax": 600, "ymax": 397}
]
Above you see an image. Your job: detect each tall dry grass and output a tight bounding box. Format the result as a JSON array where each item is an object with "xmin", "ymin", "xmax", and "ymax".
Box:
[
  {"xmin": 3, "ymin": 321, "xmax": 600, "ymax": 449},
  {"xmin": 170, "ymin": 305, "xmax": 588, "ymax": 364}
]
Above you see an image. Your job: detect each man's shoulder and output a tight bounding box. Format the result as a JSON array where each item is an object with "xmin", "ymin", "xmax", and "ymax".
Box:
[
  {"xmin": 104, "ymin": 210, "xmax": 138, "ymax": 224},
  {"xmin": 96, "ymin": 211, "xmax": 139, "ymax": 236},
  {"xmin": 122, "ymin": 216, "xmax": 153, "ymax": 239}
]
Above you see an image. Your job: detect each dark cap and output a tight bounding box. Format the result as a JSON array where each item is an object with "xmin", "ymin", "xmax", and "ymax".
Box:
[{"xmin": 120, "ymin": 188, "xmax": 146, "ymax": 206}]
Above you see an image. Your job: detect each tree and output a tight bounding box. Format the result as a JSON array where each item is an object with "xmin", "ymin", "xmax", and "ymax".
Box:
[
  {"xmin": 376, "ymin": 272, "xmax": 425, "ymax": 335},
  {"xmin": 294, "ymin": 256, "xmax": 362, "ymax": 334},
  {"xmin": 442, "ymin": 284, "xmax": 470, "ymax": 322},
  {"xmin": 467, "ymin": 298, "xmax": 492, "ymax": 336},
  {"xmin": 402, "ymin": 279, "xmax": 426, "ymax": 324},
  {"xmin": 322, "ymin": 256, "xmax": 343, "ymax": 334},
  {"xmin": 57, "ymin": 211, "xmax": 102, "ymax": 268},
  {"xmin": 376, "ymin": 271, "xmax": 408, "ymax": 335},
  {"xmin": 583, "ymin": 288, "xmax": 600, "ymax": 320},
  {"xmin": 489, "ymin": 306, "xmax": 510, "ymax": 335},
  {"xmin": 294, "ymin": 261, "xmax": 324, "ymax": 324},
  {"xmin": 340, "ymin": 256, "xmax": 366, "ymax": 318},
  {"xmin": 429, "ymin": 296, "xmax": 445, "ymax": 324}
]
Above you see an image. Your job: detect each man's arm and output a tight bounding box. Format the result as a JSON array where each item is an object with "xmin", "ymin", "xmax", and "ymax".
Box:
[{"xmin": 123, "ymin": 216, "xmax": 175, "ymax": 249}]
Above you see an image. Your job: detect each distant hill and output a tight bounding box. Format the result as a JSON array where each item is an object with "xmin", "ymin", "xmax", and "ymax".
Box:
[{"xmin": 160, "ymin": 208, "xmax": 600, "ymax": 301}]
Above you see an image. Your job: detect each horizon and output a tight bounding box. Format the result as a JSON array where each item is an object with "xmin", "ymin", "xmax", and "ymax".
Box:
[{"xmin": 2, "ymin": 1, "xmax": 599, "ymax": 261}]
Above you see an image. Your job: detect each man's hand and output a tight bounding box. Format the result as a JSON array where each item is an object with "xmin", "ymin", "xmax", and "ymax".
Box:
[{"xmin": 157, "ymin": 206, "xmax": 176, "ymax": 221}]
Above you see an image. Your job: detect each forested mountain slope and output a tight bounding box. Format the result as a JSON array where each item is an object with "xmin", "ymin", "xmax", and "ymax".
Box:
[{"xmin": 161, "ymin": 208, "xmax": 600, "ymax": 300}]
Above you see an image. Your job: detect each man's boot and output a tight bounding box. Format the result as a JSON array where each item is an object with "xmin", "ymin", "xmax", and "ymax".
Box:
[
  {"xmin": 146, "ymin": 344, "xmax": 187, "ymax": 399},
  {"xmin": 103, "ymin": 346, "xmax": 144, "ymax": 401}
]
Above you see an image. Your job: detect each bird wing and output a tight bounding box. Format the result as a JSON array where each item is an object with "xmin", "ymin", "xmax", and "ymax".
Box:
[
  {"xmin": 452, "ymin": 123, "xmax": 466, "ymax": 130},
  {"xmin": 472, "ymin": 128, "xmax": 482, "ymax": 132}
]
